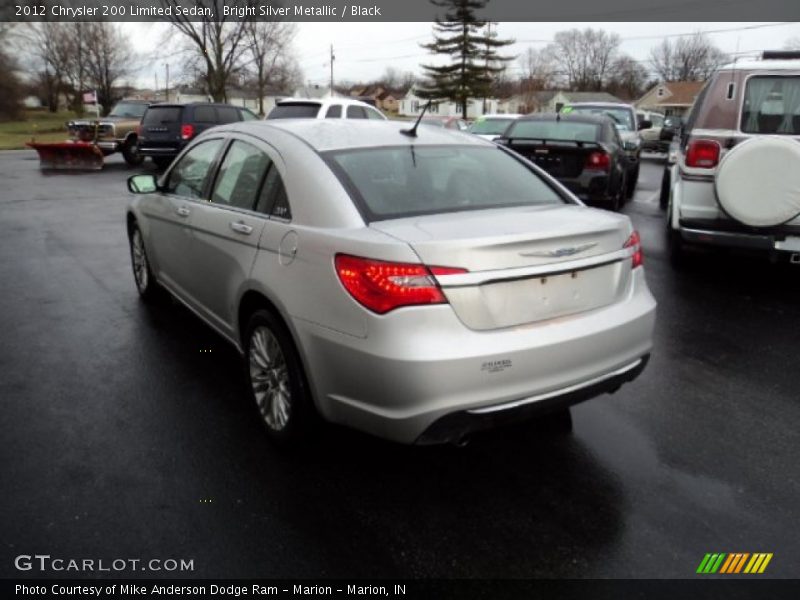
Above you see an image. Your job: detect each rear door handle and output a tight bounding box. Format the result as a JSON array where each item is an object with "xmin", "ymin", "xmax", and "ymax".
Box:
[
  {"xmin": 176, "ymin": 206, "xmax": 191, "ymax": 218},
  {"xmin": 230, "ymin": 221, "xmax": 253, "ymax": 235}
]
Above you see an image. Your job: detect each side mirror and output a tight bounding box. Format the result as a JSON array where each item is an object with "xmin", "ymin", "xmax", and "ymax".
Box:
[
  {"xmin": 638, "ymin": 119, "xmax": 653, "ymax": 131},
  {"xmin": 127, "ymin": 174, "xmax": 158, "ymax": 194}
]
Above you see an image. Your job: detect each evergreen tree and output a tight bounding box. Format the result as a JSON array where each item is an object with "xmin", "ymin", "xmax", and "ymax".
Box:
[{"xmin": 418, "ymin": 0, "xmax": 513, "ymax": 117}]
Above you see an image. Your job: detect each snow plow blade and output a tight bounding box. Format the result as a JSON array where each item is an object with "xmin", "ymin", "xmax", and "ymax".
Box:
[{"xmin": 26, "ymin": 141, "xmax": 104, "ymax": 171}]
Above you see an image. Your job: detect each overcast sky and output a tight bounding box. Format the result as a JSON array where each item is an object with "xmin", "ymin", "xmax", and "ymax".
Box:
[{"xmin": 128, "ymin": 21, "xmax": 800, "ymax": 89}]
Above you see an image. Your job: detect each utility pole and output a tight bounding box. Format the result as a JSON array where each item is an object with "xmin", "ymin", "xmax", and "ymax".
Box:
[
  {"xmin": 165, "ymin": 63, "xmax": 170, "ymax": 102},
  {"xmin": 330, "ymin": 44, "xmax": 335, "ymax": 97},
  {"xmin": 155, "ymin": 71, "xmax": 159, "ymax": 101}
]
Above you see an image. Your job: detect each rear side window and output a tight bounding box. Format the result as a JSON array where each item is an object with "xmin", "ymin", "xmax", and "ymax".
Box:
[
  {"xmin": 211, "ymin": 141, "xmax": 271, "ymax": 210},
  {"xmin": 346, "ymin": 105, "xmax": 367, "ymax": 119},
  {"xmin": 327, "ymin": 145, "xmax": 565, "ymax": 221},
  {"xmin": 256, "ymin": 167, "xmax": 291, "ymax": 220},
  {"xmin": 325, "ymin": 105, "xmax": 342, "ymax": 118},
  {"xmin": 268, "ymin": 103, "xmax": 321, "ymax": 119},
  {"xmin": 741, "ymin": 76, "xmax": 800, "ymax": 134},
  {"xmin": 194, "ymin": 106, "xmax": 216, "ymax": 123},
  {"xmin": 217, "ymin": 106, "xmax": 239, "ymax": 124},
  {"xmin": 165, "ymin": 139, "xmax": 224, "ymax": 199},
  {"xmin": 507, "ymin": 121, "xmax": 600, "ymax": 143},
  {"xmin": 142, "ymin": 107, "xmax": 181, "ymax": 126}
]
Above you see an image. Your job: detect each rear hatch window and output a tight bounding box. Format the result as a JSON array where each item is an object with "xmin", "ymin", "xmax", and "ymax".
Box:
[
  {"xmin": 741, "ymin": 76, "xmax": 800, "ymax": 134},
  {"xmin": 470, "ymin": 118, "xmax": 515, "ymax": 135},
  {"xmin": 326, "ymin": 145, "xmax": 565, "ymax": 222},
  {"xmin": 507, "ymin": 121, "xmax": 600, "ymax": 142},
  {"xmin": 268, "ymin": 103, "xmax": 321, "ymax": 119},
  {"xmin": 142, "ymin": 106, "xmax": 182, "ymax": 126}
]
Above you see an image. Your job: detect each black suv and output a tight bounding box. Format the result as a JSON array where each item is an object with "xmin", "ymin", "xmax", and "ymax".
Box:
[{"xmin": 138, "ymin": 103, "xmax": 259, "ymax": 168}]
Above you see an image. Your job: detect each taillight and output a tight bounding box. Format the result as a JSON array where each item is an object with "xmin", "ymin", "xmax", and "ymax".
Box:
[
  {"xmin": 181, "ymin": 124, "xmax": 195, "ymax": 140},
  {"xmin": 585, "ymin": 151, "xmax": 610, "ymax": 171},
  {"xmin": 334, "ymin": 254, "xmax": 466, "ymax": 314},
  {"xmin": 135, "ymin": 125, "xmax": 142, "ymax": 136},
  {"xmin": 624, "ymin": 230, "xmax": 643, "ymax": 269},
  {"xmin": 685, "ymin": 139, "xmax": 720, "ymax": 168}
]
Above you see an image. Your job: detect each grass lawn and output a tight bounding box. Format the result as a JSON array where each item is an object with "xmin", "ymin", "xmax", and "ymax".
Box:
[{"xmin": 0, "ymin": 110, "xmax": 76, "ymax": 150}]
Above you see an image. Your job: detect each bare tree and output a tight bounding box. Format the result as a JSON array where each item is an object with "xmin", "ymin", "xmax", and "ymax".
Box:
[
  {"xmin": 244, "ymin": 19, "xmax": 297, "ymax": 115},
  {"xmin": 649, "ymin": 32, "xmax": 727, "ymax": 82},
  {"xmin": 83, "ymin": 23, "xmax": 136, "ymax": 116},
  {"xmin": 784, "ymin": 36, "xmax": 800, "ymax": 50},
  {"xmin": 19, "ymin": 22, "xmax": 73, "ymax": 112},
  {"xmin": 605, "ymin": 55, "xmax": 649, "ymax": 101},
  {"xmin": 162, "ymin": 0, "xmax": 252, "ymax": 102},
  {"xmin": 547, "ymin": 28, "xmax": 621, "ymax": 91},
  {"xmin": 0, "ymin": 24, "xmax": 23, "ymax": 120}
]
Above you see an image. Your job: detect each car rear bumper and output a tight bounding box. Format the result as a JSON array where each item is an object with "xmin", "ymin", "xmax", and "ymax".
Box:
[
  {"xmin": 293, "ymin": 268, "xmax": 656, "ymax": 444},
  {"xmin": 679, "ymin": 219, "xmax": 800, "ymax": 254},
  {"xmin": 138, "ymin": 143, "xmax": 182, "ymax": 157}
]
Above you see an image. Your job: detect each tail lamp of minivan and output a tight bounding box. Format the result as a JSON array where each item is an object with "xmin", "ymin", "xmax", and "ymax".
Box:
[
  {"xmin": 181, "ymin": 124, "xmax": 195, "ymax": 140},
  {"xmin": 585, "ymin": 151, "xmax": 611, "ymax": 171},
  {"xmin": 685, "ymin": 139, "xmax": 720, "ymax": 168},
  {"xmin": 335, "ymin": 254, "xmax": 466, "ymax": 314},
  {"xmin": 624, "ymin": 230, "xmax": 643, "ymax": 269}
]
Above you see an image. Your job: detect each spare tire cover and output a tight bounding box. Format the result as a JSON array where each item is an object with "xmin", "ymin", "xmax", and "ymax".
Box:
[{"xmin": 715, "ymin": 137, "xmax": 800, "ymax": 227}]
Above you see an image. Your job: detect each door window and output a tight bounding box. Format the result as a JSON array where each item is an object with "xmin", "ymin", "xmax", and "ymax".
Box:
[
  {"xmin": 325, "ymin": 105, "xmax": 342, "ymax": 118},
  {"xmin": 346, "ymin": 105, "xmax": 367, "ymax": 119},
  {"xmin": 256, "ymin": 166, "xmax": 291, "ymax": 220},
  {"xmin": 165, "ymin": 139, "xmax": 224, "ymax": 199},
  {"xmin": 365, "ymin": 107, "xmax": 385, "ymax": 120},
  {"xmin": 211, "ymin": 140, "xmax": 271, "ymax": 210}
]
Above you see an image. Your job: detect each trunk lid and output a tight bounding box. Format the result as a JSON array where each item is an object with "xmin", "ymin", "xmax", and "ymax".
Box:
[
  {"xmin": 371, "ymin": 205, "xmax": 634, "ymax": 330},
  {"xmin": 505, "ymin": 140, "xmax": 601, "ymax": 179}
]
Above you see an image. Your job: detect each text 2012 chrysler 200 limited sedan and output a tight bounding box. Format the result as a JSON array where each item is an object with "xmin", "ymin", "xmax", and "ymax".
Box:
[{"xmin": 126, "ymin": 120, "xmax": 656, "ymax": 445}]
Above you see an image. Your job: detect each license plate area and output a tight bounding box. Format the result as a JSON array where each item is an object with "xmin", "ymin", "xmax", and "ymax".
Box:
[{"xmin": 775, "ymin": 236, "xmax": 800, "ymax": 252}]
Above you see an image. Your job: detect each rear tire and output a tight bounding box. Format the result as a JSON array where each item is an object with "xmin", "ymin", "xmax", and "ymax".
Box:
[
  {"xmin": 666, "ymin": 205, "xmax": 686, "ymax": 269},
  {"xmin": 122, "ymin": 139, "xmax": 144, "ymax": 166},
  {"xmin": 244, "ymin": 309, "xmax": 315, "ymax": 447},
  {"xmin": 539, "ymin": 408, "xmax": 573, "ymax": 433},
  {"xmin": 152, "ymin": 156, "xmax": 173, "ymax": 170},
  {"xmin": 659, "ymin": 167, "xmax": 670, "ymax": 210},
  {"xmin": 626, "ymin": 164, "xmax": 639, "ymax": 199}
]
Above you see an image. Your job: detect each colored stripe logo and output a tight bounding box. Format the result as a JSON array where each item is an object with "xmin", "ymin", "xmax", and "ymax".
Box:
[{"xmin": 696, "ymin": 553, "xmax": 773, "ymax": 574}]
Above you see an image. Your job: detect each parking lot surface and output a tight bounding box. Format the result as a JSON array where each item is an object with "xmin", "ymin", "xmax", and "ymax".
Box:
[{"xmin": 1, "ymin": 150, "xmax": 799, "ymax": 578}]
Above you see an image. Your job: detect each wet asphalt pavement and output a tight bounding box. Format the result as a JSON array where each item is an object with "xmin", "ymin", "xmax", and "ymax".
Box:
[{"xmin": 1, "ymin": 150, "xmax": 799, "ymax": 580}]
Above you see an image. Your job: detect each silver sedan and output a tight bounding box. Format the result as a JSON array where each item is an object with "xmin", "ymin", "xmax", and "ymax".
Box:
[{"xmin": 126, "ymin": 120, "xmax": 656, "ymax": 445}]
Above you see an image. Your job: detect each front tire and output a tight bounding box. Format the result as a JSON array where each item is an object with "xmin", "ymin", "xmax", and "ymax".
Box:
[
  {"xmin": 244, "ymin": 309, "xmax": 314, "ymax": 446},
  {"xmin": 122, "ymin": 139, "xmax": 144, "ymax": 166},
  {"xmin": 129, "ymin": 225, "xmax": 162, "ymax": 302},
  {"xmin": 659, "ymin": 167, "xmax": 670, "ymax": 210},
  {"xmin": 626, "ymin": 164, "xmax": 639, "ymax": 199}
]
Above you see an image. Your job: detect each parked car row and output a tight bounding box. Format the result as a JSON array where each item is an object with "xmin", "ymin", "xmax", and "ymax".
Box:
[
  {"xmin": 125, "ymin": 108, "xmax": 657, "ymax": 448},
  {"xmin": 662, "ymin": 50, "xmax": 800, "ymax": 267}
]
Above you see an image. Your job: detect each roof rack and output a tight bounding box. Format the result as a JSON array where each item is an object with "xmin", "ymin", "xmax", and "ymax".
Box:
[{"xmin": 762, "ymin": 50, "xmax": 800, "ymax": 61}]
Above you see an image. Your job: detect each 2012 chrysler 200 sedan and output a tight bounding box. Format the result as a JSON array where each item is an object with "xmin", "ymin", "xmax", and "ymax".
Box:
[{"xmin": 126, "ymin": 120, "xmax": 656, "ymax": 446}]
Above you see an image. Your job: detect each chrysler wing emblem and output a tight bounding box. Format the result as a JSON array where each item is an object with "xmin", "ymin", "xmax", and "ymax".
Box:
[{"xmin": 520, "ymin": 242, "xmax": 597, "ymax": 258}]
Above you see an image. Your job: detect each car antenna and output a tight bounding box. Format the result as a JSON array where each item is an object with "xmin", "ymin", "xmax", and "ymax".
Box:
[{"xmin": 401, "ymin": 100, "xmax": 433, "ymax": 137}]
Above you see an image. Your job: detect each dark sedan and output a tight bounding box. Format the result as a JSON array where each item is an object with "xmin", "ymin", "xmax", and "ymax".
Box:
[{"xmin": 497, "ymin": 113, "xmax": 629, "ymax": 211}]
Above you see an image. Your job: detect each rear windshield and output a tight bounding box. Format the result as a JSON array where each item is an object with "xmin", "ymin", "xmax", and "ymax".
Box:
[
  {"xmin": 109, "ymin": 102, "xmax": 148, "ymax": 119},
  {"xmin": 326, "ymin": 145, "xmax": 565, "ymax": 221},
  {"xmin": 142, "ymin": 107, "xmax": 182, "ymax": 126},
  {"xmin": 267, "ymin": 103, "xmax": 321, "ymax": 119},
  {"xmin": 469, "ymin": 118, "xmax": 515, "ymax": 135},
  {"xmin": 566, "ymin": 106, "xmax": 634, "ymax": 131},
  {"xmin": 506, "ymin": 121, "xmax": 600, "ymax": 143},
  {"xmin": 741, "ymin": 76, "xmax": 800, "ymax": 134}
]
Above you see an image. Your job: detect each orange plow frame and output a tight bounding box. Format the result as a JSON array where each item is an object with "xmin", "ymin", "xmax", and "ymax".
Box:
[{"xmin": 26, "ymin": 141, "xmax": 105, "ymax": 171}]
